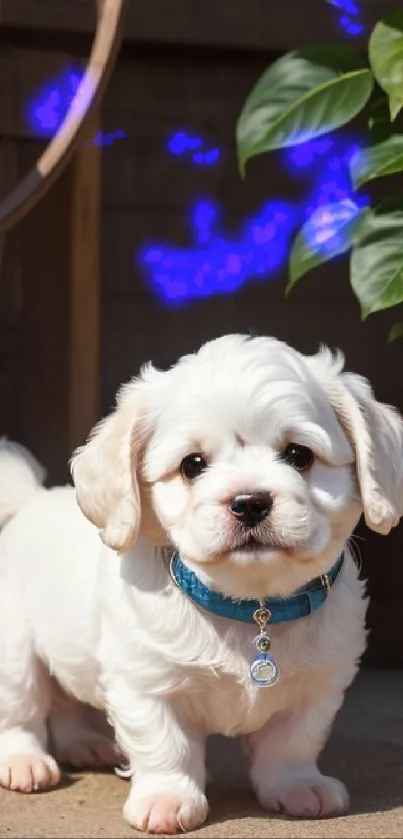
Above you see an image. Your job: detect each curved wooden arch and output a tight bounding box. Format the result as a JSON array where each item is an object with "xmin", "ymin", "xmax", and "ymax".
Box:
[{"xmin": 0, "ymin": 0, "xmax": 127, "ymax": 233}]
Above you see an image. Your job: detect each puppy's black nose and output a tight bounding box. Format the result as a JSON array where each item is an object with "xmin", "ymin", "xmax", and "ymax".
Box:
[{"xmin": 230, "ymin": 492, "xmax": 272, "ymax": 527}]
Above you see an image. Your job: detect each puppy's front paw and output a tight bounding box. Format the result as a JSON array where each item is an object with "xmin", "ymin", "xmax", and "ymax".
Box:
[
  {"xmin": 124, "ymin": 790, "xmax": 209, "ymax": 834},
  {"xmin": 259, "ymin": 771, "xmax": 349, "ymax": 819},
  {"xmin": 0, "ymin": 754, "xmax": 61, "ymax": 793}
]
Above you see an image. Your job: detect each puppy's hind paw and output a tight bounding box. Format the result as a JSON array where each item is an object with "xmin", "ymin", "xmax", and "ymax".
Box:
[
  {"xmin": 0, "ymin": 753, "xmax": 61, "ymax": 793},
  {"xmin": 124, "ymin": 791, "xmax": 209, "ymax": 834},
  {"xmin": 260, "ymin": 773, "xmax": 349, "ymax": 819}
]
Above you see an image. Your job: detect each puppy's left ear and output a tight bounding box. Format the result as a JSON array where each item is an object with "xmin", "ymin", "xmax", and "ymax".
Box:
[
  {"xmin": 71, "ymin": 378, "xmax": 149, "ymax": 553},
  {"xmin": 311, "ymin": 350, "xmax": 403, "ymax": 534}
]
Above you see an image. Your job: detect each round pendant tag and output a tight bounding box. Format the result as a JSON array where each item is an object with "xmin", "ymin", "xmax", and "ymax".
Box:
[{"xmin": 250, "ymin": 653, "xmax": 279, "ymax": 687}]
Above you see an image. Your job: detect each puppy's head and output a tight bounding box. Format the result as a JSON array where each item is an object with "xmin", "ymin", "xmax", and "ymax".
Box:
[{"xmin": 71, "ymin": 335, "xmax": 403, "ymax": 597}]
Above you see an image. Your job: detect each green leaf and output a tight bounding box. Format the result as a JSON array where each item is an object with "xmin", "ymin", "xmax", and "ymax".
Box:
[
  {"xmin": 369, "ymin": 11, "xmax": 403, "ymax": 121},
  {"xmin": 287, "ymin": 201, "xmax": 367, "ymax": 292},
  {"xmin": 389, "ymin": 95, "xmax": 403, "ymax": 122},
  {"xmin": 350, "ymin": 135, "xmax": 403, "ymax": 188},
  {"xmin": 236, "ymin": 44, "xmax": 374, "ymax": 173},
  {"xmin": 388, "ymin": 321, "xmax": 403, "ymax": 342},
  {"xmin": 390, "ymin": 93, "xmax": 403, "ymax": 121},
  {"xmin": 350, "ymin": 207, "xmax": 403, "ymax": 318}
]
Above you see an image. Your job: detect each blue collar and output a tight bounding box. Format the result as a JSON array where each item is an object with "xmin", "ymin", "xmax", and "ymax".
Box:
[{"xmin": 170, "ymin": 553, "xmax": 345, "ymax": 625}]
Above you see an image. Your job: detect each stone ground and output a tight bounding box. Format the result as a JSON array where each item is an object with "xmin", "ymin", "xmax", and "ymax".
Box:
[{"xmin": 1, "ymin": 670, "xmax": 403, "ymax": 838}]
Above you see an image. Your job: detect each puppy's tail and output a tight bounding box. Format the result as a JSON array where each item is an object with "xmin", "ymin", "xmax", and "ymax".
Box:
[{"xmin": 0, "ymin": 438, "xmax": 46, "ymax": 529}]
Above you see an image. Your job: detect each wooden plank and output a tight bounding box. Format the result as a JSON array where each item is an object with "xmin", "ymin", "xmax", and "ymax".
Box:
[
  {"xmin": 19, "ymin": 112, "xmax": 101, "ymax": 482},
  {"xmin": 0, "ymin": 140, "xmax": 21, "ymax": 322},
  {"xmin": 69, "ymin": 108, "xmax": 101, "ymax": 450},
  {"xmin": 1, "ymin": 0, "xmax": 400, "ymax": 50},
  {"xmin": 0, "ymin": 141, "xmax": 22, "ymax": 440},
  {"xmin": 19, "ymin": 162, "xmax": 71, "ymax": 481},
  {"xmin": 0, "ymin": 354, "xmax": 21, "ymax": 439}
]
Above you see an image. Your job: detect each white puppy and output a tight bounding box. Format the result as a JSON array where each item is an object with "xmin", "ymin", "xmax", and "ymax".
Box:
[{"xmin": 0, "ymin": 334, "xmax": 402, "ymax": 835}]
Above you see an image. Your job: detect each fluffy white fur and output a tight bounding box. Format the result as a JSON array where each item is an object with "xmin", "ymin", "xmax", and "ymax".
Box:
[
  {"xmin": 0, "ymin": 438, "xmax": 46, "ymax": 528},
  {"xmin": 0, "ymin": 334, "xmax": 402, "ymax": 834}
]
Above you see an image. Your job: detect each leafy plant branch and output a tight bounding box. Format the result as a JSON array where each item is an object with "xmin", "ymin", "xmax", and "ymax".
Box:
[{"xmin": 236, "ymin": 9, "xmax": 403, "ymax": 341}]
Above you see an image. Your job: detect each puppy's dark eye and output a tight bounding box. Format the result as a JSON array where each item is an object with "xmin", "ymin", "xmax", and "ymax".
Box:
[
  {"xmin": 180, "ymin": 453, "xmax": 208, "ymax": 480},
  {"xmin": 281, "ymin": 443, "xmax": 314, "ymax": 472}
]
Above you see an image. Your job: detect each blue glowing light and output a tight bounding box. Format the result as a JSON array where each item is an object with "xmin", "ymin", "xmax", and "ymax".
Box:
[
  {"xmin": 193, "ymin": 149, "xmax": 220, "ymax": 166},
  {"xmin": 167, "ymin": 131, "xmax": 221, "ymax": 166},
  {"xmin": 303, "ymin": 144, "xmax": 368, "ymax": 221},
  {"xmin": 286, "ymin": 138, "xmax": 335, "ymax": 169},
  {"xmin": 25, "ymin": 66, "xmax": 126, "ymax": 147},
  {"xmin": 140, "ymin": 200, "xmax": 298, "ymax": 304},
  {"xmin": 285, "ymin": 133, "xmax": 369, "ymax": 258},
  {"xmin": 92, "ymin": 129, "xmax": 127, "ymax": 147},
  {"xmin": 168, "ymin": 132, "xmax": 202, "ymax": 155},
  {"xmin": 302, "ymin": 199, "xmax": 363, "ymax": 258},
  {"xmin": 284, "ymin": 134, "xmax": 368, "ymax": 212},
  {"xmin": 142, "ymin": 129, "xmax": 368, "ymax": 304},
  {"xmin": 193, "ymin": 201, "xmax": 218, "ymax": 244},
  {"xmin": 24, "ymin": 58, "xmax": 368, "ymax": 306},
  {"xmin": 25, "ymin": 66, "xmax": 84, "ymax": 138},
  {"xmin": 326, "ymin": 0, "xmax": 364, "ymax": 36}
]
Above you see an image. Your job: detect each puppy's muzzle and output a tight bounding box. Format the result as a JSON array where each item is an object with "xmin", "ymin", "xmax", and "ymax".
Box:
[{"xmin": 230, "ymin": 491, "xmax": 273, "ymax": 528}]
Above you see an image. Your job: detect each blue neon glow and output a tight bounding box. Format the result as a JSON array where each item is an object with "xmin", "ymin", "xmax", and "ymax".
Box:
[
  {"xmin": 193, "ymin": 149, "xmax": 220, "ymax": 166},
  {"xmin": 25, "ymin": 66, "xmax": 83, "ymax": 138},
  {"xmin": 167, "ymin": 131, "xmax": 221, "ymax": 166},
  {"xmin": 168, "ymin": 132, "xmax": 203, "ymax": 154},
  {"xmin": 24, "ymin": 56, "xmax": 368, "ymax": 305},
  {"xmin": 326, "ymin": 0, "xmax": 364, "ymax": 36},
  {"xmin": 25, "ymin": 66, "xmax": 126, "ymax": 147},
  {"xmin": 304, "ymin": 144, "xmax": 367, "ymax": 214},
  {"xmin": 193, "ymin": 201, "xmax": 218, "ymax": 244},
  {"xmin": 286, "ymin": 138, "xmax": 335, "ymax": 169},
  {"xmin": 285, "ymin": 134, "xmax": 369, "ymax": 258},
  {"xmin": 92, "ymin": 129, "xmax": 127, "ymax": 147},
  {"xmin": 302, "ymin": 199, "xmax": 363, "ymax": 258},
  {"xmin": 142, "ymin": 130, "xmax": 368, "ymax": 303},
  {"xmin": 140, "ymin": 200, "xmax": 298, "ymax": 304},
  {"xmin": 283, "ymin": 134, "xmax": 368, "ymax": 211}
]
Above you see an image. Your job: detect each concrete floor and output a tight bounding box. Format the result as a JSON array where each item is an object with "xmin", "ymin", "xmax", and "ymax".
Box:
[{"xmin": 1, "ymin": 670, "xmax": 403, "ymax": 838}]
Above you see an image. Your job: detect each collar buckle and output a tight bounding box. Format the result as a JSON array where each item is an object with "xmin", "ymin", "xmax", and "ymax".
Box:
[
  {"xmin": 253, "ymin": 604, "xmax": 271, "ymax": 632},
  {"xmin": 320, "ymin": 573, "xmax": 331, "ymax": 596}
]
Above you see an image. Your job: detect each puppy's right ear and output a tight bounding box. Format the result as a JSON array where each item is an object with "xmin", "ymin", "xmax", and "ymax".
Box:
[
  {"xmin": 306, "ymin": 347, "xmax": 403, "ymax": 535},
  {"xmin": 71, "ymin": 379, "xmax": 148, "ymax": 553}
]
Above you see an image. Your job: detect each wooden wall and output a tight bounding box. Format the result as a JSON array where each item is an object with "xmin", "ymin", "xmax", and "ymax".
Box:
[
  {"xmin": 0, "ymin": 4, "xmax": 403, "ymax": 664},
  {"xmin": 0, "ymin": 49, "xmax": 55, "ymax": 442},
  {"xmin": 0, "ymin": 46, "xmax": 100, "ymax": 480},
  {"xmin": 0, "ymin": 141, "xmax": 21, "ymax": 442}
]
